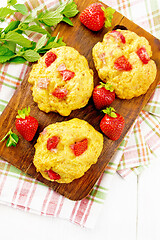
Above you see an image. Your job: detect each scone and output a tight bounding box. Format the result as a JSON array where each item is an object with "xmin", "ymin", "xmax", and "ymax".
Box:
[
  {"xmin": 28, "ymin": 46, "xmax": 94, "ymax": 116},
  {"xmin": 92, "ymin": 30, "xmax": 157, "ymax": 99},
  {"xmin": 33, "ymin": 118, "xmax": 103, "ymax": 183}
]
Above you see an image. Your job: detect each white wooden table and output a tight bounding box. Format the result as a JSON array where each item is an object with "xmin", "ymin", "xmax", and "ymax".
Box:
[{"xmin": 0, "ymin": 156, "xmax": 160, "ymax": 240}]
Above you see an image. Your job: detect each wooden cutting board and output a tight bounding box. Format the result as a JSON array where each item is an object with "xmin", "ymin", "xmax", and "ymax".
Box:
[{"xmin": 0, "ymin": 0, "xmax": 160, "ymax": 200}]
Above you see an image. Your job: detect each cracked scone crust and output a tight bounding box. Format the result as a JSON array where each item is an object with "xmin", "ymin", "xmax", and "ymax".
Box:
[
  {"xmin": 28, "ymin": 46, "xmax": 94, "ymax": 116},
  {"xmin": 92, "ymin": 30, "xmax": 157, "ymax": 99},
  {"xmin": 33, "ymin": 118, "xmax": 103, "ymax": 183}
]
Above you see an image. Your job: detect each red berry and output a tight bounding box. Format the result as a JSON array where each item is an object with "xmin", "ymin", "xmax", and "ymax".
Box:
[
  {"xmin": 60, "ymin": 70, "xmax": 75, "ymax": 81},
  {"xmin": 45, "ymin": 52, "xmax": 57, "ymax": 67},
  {"xmin": 109, "ymin": 30, "xmax": 126, "ymax": 44},
  {"xmin": 47, "ymin": 136, "xmax": 60, "ymax": 150},
  {"xmin": 100, "ymin": 107, "xmax": 125, "ymax": 141},
  {"xmin": 15, "ymin": 107, "xmax": 38, "ymax": 141},
  {"xmin": 47, "ymin": 169, "xmax": 61, "ymax": 180},
  {"xmin": 80, "ymin": 3, "xmax": 105, "ymax": 31},
  {"xmin": 114, "ymin": 55, "xmax": 132, "ymax": 71},
  {"xmin": 136, "ymin": 47, "xmax": 150, "ymax": 64},
  {"xmin": 52, "ymin": 87, "xmax": 68, "ymax": 99},
  {"xmin": 71, "ymin": 138, "xmax": 88, "ymax": 156},
  {"xmin": 93, "ymin": 82, "xmax": 115, "ymax": 110}
]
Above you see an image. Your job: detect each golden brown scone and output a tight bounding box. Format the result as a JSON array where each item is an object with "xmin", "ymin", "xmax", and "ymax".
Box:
[
  {"xmin": 28, "ymin": 46, "xmax": 94, "ymax": 116},
  {"xmin": 33, "ymin": 118, "xmax": 103, "ymax": 183},
  {"xmin": 92, "ymin": 30, "xmax": 157, "ymax": 99}
]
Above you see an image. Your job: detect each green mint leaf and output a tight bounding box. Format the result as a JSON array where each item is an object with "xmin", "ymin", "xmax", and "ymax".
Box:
[
  {"xmin": 23, "ymin": 4, "xmax": 45, "ymax": 23},
  {"xmin": 8, "ymin": 56, "xmax": 26, "ymax": 63},
  {"xmin": 7, "ymin": 0, "xmax": 17, "ymax": 6},
  {"xmin": 39, "ymin": 36, "xmax": 65, "ymax": 52},
  {"xmin": 0, "ymin": 45, "xmax": 13, "ymax": 55},
  {"xmin": 35, "ymin": 34, "xmax": 48, "ymax": 51},
  {"xmin": 22, "ymin": 49, "xmax": 40, "ymax": 62},
  {"xmin": 4, "ymin": 31, "xmax": 32, "ymax": 48},
  {"xmin": 38, "ymin": 11, "xmax": 63, "ymax": 27},
  {"xmin": 4, "ymin": 20, "xmax": 20, "ymax": 34},
  {"xmin": 26, "ymin": 25, "xmax": 51, "ymax": 37},
  {"xmin": 0, "ymin": 55, "xmax": 15, "ymax": 63},
  {"xmin": 0, "ymin": 129, "xmax": 19, "ymax": 147},
  {"xmin": 0, "ymin": 45, "xmax": 15, "ymax": 63},
  {"xmin": 13, "ymin": 4, "xmax": 28, "ymax": 15},
  {"xmin": 55, "ymin": 2, "xmax": 67, "ymax": 14},
  {"xmin": 62, "ymin": 16, "xmax": 73, "ymax": 26},
  {"xmin": 61, "ymin": 0, "xmax": 79, "ymax": 18},
  {"xmin": 3, "ymin": 41, "xmax": 16, "ymax": 52},
  {"xmin": 0, "ymin": 7, "xmax": 15, "ymax": 21}
]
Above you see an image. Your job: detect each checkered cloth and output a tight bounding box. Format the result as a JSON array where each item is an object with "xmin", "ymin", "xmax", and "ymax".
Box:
[{"xmin": 0, "ymin": 0, "xmax": 160, "ymax": 228}]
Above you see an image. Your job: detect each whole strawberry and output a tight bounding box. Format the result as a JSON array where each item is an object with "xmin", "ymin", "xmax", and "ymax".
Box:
[
  {"xmin": 80, "ymin": 3, "xmax": 115, "ymax": 31},
  {"xmin": 100, "ymin": 107, "xmax": 125, "ymax": 141},
  {"xmin": 93, "ymin": 82, "xmax": 115, "ymax": 110},
  {"xmin": 15, "ymin": 107, "xmax": 38, "ymax": 141}
]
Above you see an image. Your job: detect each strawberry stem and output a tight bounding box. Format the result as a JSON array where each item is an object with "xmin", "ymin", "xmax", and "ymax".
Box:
[
  {"xmin": 16, "ymin": 106, "xmax": 30, "ymax": 119},
  {"xmin": 102, "ymin": 107, "xmax": 117, "ymax": 118}
]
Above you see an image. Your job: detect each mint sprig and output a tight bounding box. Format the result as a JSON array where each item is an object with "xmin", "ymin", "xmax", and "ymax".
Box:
[
  {"xmin": 0, "ymin": 0, "xmax": 28, "ymax": 22},
  {"xmin": 0, "ymin": 129, "xmax": 19, "ymax": 147},
  {"xmin": 0, "ymin": 0, "xmax": 79, "ymax": 64}
]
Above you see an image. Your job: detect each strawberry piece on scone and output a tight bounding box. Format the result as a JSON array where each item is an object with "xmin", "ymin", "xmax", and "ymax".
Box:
[
  {"xmin": 47, "ymin": 169, "xmax": 61, "ymax": 180},
  {"xmin": 47, "ymin": 136, "xmax": 60, "ymax": 151},
  {"xmin": 52, "ymin": 87, "xmax": 68, "ymax": 99},
  {"xmin": 15, "ymin": 107, "xmax": 38, "ymax": 141},
  {"xmin": 45, "ymin": 52, "xmax": 57, "ymax": 67},
  {"xmin": 71, "ymin": 138, "xmax": 88, "ymax": 156},
  {"xmin": 109, "ymin": 30, "xmax": 126, "ymax": 44},
  {"xmin": 114, "ymin": 55, "xmax": 132, "ymax": 71},
  {"xmin": 100, "ymin": 107, "xmax": 125, "ymax": 141},
  {"xmin": 93, "ymin": 82, "xmax": 115, "ymax": 110},
  {"xmin": 136, "ymin": 47, "xmax": 150, "ymax": 64},
  {"xmin": 60, "ymin": 69, "xmax": 75, "ymax": 81}
]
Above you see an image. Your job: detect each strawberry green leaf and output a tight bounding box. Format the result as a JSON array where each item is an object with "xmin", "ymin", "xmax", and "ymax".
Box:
[
  {"xmin": 101, "ymin": 7, "xmax": 115, "ymax": 28},
  {"xmin": 97, "ymin": 82, "xmax": 114, "ymax": 92},
  {"xmin": 102, "ymin": 107, "xmax": 117, "ymax": 118},
  {"xmin": 16, "ymin": 106, "xmax": 30, "ymax": 119},
  {"xmin": 0, "ymin": 129, "xmax": 19, "ymax": 147}
]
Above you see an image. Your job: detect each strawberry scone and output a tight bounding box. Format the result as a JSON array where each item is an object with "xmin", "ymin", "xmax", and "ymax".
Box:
[
  {"xmin": 92, "ymin": 30, "xmax": 157, "ymax": 99},
  {"xmin": 28, "ymin": 46, "xmax": 94, "ymax": 116},
  {"xmin": 33, "ymin": 118, "xmax": 103, "ymax": 183}
]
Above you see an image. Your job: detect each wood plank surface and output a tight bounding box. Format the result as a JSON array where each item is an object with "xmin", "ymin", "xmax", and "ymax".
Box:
[{"xmin": 0, "ymin": 0, "xmax": 160, "ymax": 200}]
